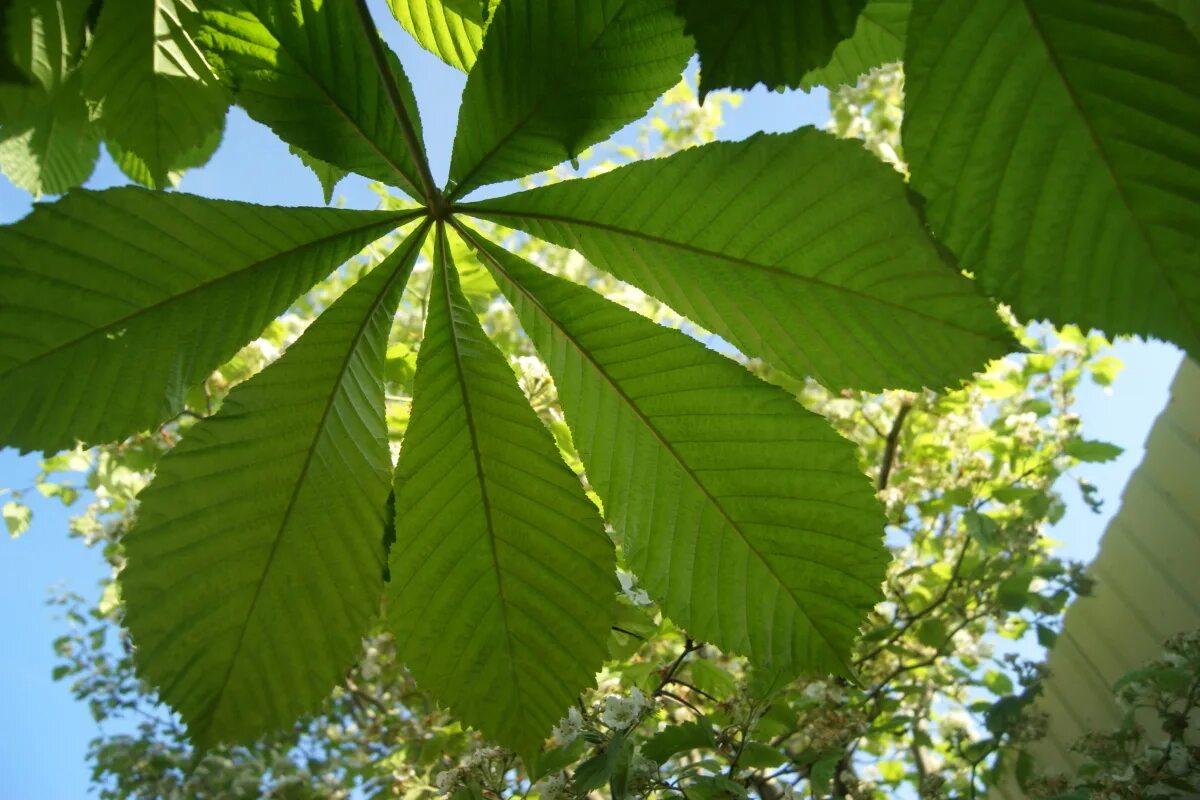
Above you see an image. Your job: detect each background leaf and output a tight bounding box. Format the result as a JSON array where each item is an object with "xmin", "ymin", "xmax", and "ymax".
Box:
[
  {"xmin": 386, "ymin": 0, "xmax": 499, "ymax": 72},
  {"xmin": 387, "ymin": 228, "xmax": 616, "ymax": 758},
  {"xmin": 0, "ymin": 0, "xmax": 98, "ymax": 193},
  {"xmin": 108, "ymin": 121, "xmax": 225, "ymax": 190},
  {"xmin": 5, "ymin": 0, "xmax": 91, "ymax": 89},
  {"xmin": 197, "ymin": 0, "xmax": 429, "ymax": 197},
  {"xmin": 675, "ymin": 0, "xmax": 866, "ymax": 95},
  {"xmin": 289, "ymin": 144, "xmax": 348, "ymax": 205},
  {"xmin": 466, "ymin": 130, "xmax": 1015, "ymax": 391},
  {"xmin": 904, "ymin": 0, "xmax": 1200, "ymax": 359},
  {"xmin": 121, "ymin": 224, "xmax": 427, "ymax": 748},
  {"xmin": 0, "ymin": 69, "xmax": 98, "ymax": 195},
  {"xmin": 83, "ymin": 0, "xmax": 230, "ymax": 187},
  {"xmin": 447, "ymin": 0, "xmax": 692, "ymax": 198},
  {"xmin": 462, "ymin": 230, "xmax": 888, "ymax": 678},
  {"xmin": 0, "ymin": 187, "xmax": 413, "ymax": 453},
  {"xmin": 798, "ymin": 0, "xmax": 909, "ymax": 90}
]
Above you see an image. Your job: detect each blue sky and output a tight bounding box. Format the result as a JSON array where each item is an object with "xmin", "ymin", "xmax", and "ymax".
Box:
[{"xmin": 0, "ymin": 2, "xmax": 1183, "ymax": 795}]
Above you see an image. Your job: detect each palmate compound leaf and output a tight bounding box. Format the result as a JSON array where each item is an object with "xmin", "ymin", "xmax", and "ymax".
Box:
[
  {"xmin": 385, "ymin": 0, "xmax": 500, "ymax": 72},
  {"xmin": 463, "ymin": 130, "xmax": 1016, "ymax": 393},
  {"xmin": 456, "ymin": 225, "xmax": 888, "ymax": 678},
  {"xmin": 798, "ymin": 0, "xmax": 910, "ymax": 90},
  {"xmin": 0, "ymin": 187, "xmax": 417, "ymax": 454},
  {"xmin": 196, "ymin": 0, "xmax": 431, "ymax": 199},
  {"xmin": 447, "ymin": 0, "xmax": 693, "ymax": 199},
  {"xmin": 904, "ymin": 0, "xmax": 1200, "ymax": 360},
  {"xmin": 82, "ymin": 0, "xmax": 230, "ymax": 188},
  {"xmin": 122, "ymin": 222, "xmax": 429, "ymax": 749},
  {"xmin": 386, "ymin": 226, "xmax": 617, "ymax": 758},
  {"xmin": 674, "ymin": 0, "xmax": 866, "ymax": 96}
]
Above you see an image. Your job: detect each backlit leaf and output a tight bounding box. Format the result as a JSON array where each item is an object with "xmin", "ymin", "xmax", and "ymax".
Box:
[
  {"xmin": 0, "ymin": 187, "xmax": 415, "ymax": 453},
  {"xmin": 904, "ymin": 0, "xmax": 1200, "ymax": 359},
  {"xmin": 461, "ymin": 229, "xmax": 888, "ymax": 677},
  {"xmin": 447, "ymin": 0, "xmax": 692, "ymax": 197},
  {"xmin": 465, "ymin": 130, "xmax": 1015, "ymax": 391},
  {"xmin": 387, "ymin": 227, "xmax": 616, "ymax": 757},
  {"xmin": 121, "ymin": 224, "xmax": 428, "ymax": 748}
]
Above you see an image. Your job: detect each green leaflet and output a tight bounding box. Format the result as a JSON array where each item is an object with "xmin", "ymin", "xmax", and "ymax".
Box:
[
  {"xmin": 0, "ymin": 69, "xmax": 98, "ymax": 195},
  {"xmin": 386, "ymin": 0, "xmax": 499, "ymax": 72},
  {"xmin": 0, "ymin": 188, "xmax": 416, "ymax": 453},
  {"xmin": 459, "ymin": 228, "xmax": 888, "ymax": 678},
  {"xmin": 1153, "ymin": 0, "xmax": 1200, "ymax": 41},
  {"xmin": 904, "ymin": 0, "xmax": 1200, "ymax": 360},
  {"xmin": 5, "ymin": 0, "xmax": 91, "ymax": 89},
  {"xmin": 447, "ymin": 0, "xmax": 692, "ymax": 198},
  {"xmin": 675, "ymin": 0, "xmax": 866, "ymax": 96},
  {"xmin": 387, "ymin": 227, "xmax": 616, "ymax": 758},
  {"xmin": 798, "ymin": 0, "xmax": 909, "ymax": 90},
  {"xmin": 464, "ymin": 130, "xmax": 1015, "ymax": 392},
  {"xmin": 196, "ymin": 0, "xmax": 431, "ymax": 199},
  {"xmin": 0, "ymin": 3, "xmax": 31, "ymax": 86},
  {"xmin": 83, "ymin": 0, "xmax": 229, "ymax": 187},
  {"xmin": 0, "ymin": 0, "xmax": 98, "ymax": 193},
  {"xmin": 109, "ymin": 121, "xmax": 225, "ymax": 190},
  {"xmin": 121, "ymin": 223, "xmax": 428, "ymax": 749},
  {"xmin": 289, "ymin": 144, "xmax": 348, "ymax": 205}
]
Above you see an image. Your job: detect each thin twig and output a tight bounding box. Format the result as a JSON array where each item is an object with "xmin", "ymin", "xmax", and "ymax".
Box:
[
  {"xmin": 877, "ymin": 403, "xmax": 912, "ymax": 491},
  {"xmin": 658, "ymin": 690, "xmax": 704, "ymax": 716},
  {"xmin": 665, "ymin": 678, "xmax": 719, "ymax": 704}
]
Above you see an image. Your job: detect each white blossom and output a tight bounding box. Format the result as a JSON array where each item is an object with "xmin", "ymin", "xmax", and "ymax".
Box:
[
  {"xmin": 360, "ymin": 645, "xmax": 381, "ymax": 680},
  {"xmin": 939, "ymin": 710, "xmax": 977, "ymax": 740},
  {"xmin": 874, "ymin": 601, "xmax": 898, "ymax": 621},
  {"xmin": 616, "ymin": 569, "xmax": 652, "ymax": 607},
  {"xmin": 601, "ymin": 687, "xmax": 646, "ymax": 730},
  {"xmin": 434, "ymin": 769, "xmax": 461, "ymax": 795},
  {"xmin": 1167, "ymin": 741, "xmax": 1190, "ymax": 776},
  {"xmin": 551, "ymin": 706, "xmax": 584, "ymax": 747},
  {"xmin": 533, "ymin": 773, "xmax": 570, "ymax": 800}
]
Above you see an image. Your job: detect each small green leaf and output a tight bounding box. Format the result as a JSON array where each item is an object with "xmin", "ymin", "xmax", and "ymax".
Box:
[
  {"xmin": 688, "ymin": 659, "xmax": 737, "ymax": 701},
  {"xmin": 3, "ymin": 501, "xmax": 31, "ymax": 538},
  {"xmin": 810, "ymin": 758, "xmax": 840, "ymax": 795},
  {"xmin": 1065, "ymin": 439, "xmax": 1123, "ymax": 464},
  {"xmin": 963, "ymin": 510, "xmax": 1000, "ymax": 548},
  {"xmin": 529, "ymin": 737, "xmax": 586, "ymax": 781},
  {"xmin": 289, "ymin": 144, "xmax": 348, "ymax": 205},
  {"xmin": 641, "ymin": 722, "xmax": 716, "ymax": 765},
  {"xmin": 736, "ymin": 742, "xmax": 787, "ymax": 770},
  {"xmin": 1036, "ymin": 624, "xmax": 1058, "ymax": 649}
]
